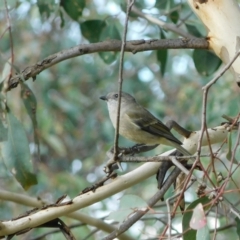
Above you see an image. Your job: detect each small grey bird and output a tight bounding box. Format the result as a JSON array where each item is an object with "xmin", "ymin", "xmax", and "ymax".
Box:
[{"xmin": 100, "ymin": 91, "xmax": 190, "ymax": 156}]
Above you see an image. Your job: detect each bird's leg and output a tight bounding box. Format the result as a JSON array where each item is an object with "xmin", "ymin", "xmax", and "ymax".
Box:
[
  {"xmin": 103, "ymin": 147, "xmax": 123, "ymax": 175},
  {"xmin": 108, "ymin": 144, "xmax": 158, "ymax": 156},
  {"xmin": 127, "ymin": 144, "xmax": 158, "ymax": 155},
  {"xmin": 104, "ymin": 144, "xmax": 159, "ymax": 175},
  {"xmin": 166, "ymin": 119, "xmax": 192, "ymax": 138}
]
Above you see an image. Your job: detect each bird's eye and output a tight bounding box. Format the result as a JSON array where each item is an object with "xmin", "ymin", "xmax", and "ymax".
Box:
[{"xmin": 114, "ymin": 94, "xmax": 118, "ymax": 98}]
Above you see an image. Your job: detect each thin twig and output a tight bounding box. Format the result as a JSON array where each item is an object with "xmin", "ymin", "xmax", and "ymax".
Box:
[
  {"xmin": 223, "ymin": 118, "xmax": 240, "ymax": 192},
  {"xmin": 191, "ymin": 50, "xmax": 240, "ymax": 216},
  {"xmin": 7, "ymin": 38, "xmax": 208, "ymax": 91},
  {"xmin": 200, "ymin": 50, "xmax": 240, "ymax": 203},
  {"xmin": 113, "ymin": 0, "xmax": 135, "ymax": 160},
  {"xmin": 102, "ymin": 167, "xmax": 181, "ymax": 240},
  {"xmin": 131, "ymin": 5, "xmax": 193, "ymax": 38},
  {"xmin": 212, "ymin": 206, "xmax": 218, "ymax": 240},
  {"xmin": 202, "ymin": 50, "xmax": 240, "ymax": 90},
  {"xmin": 165, "ymin": 178, "xmax": 196, "ymax": 240},
  {"xmin": 4, "ymin": 0, "xmax": 14, "ymax": 69}
]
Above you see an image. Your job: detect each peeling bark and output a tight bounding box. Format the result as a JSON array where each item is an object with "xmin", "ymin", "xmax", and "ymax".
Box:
[{"xmin": 188, "ymin": 0, "xmax": 240, "ymax": 85}]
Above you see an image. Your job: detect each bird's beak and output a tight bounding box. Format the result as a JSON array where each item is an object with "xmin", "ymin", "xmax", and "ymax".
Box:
[{"xmin": 100, "ymin": 95, "xmax": 107, "ymax": 101}]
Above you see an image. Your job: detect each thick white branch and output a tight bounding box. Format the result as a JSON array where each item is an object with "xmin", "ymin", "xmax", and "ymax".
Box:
[
  {"xmin": 188, "ymin": 0, "xmax": 240, "ymax": 85},
  {"xmin": 0, "ymin": 190, "xmax": 134, "ymax": 240},
  {"xmin": 182, "ymin": 124, "xmax": 230, "ymax": 153},
  {"xmin": 0, "ymin": 124, "xmax": 231, "ymax": 236}
]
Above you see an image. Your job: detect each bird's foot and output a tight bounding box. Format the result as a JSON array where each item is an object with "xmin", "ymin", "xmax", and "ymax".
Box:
[{"xmin": 103, "ymin": 149, "xmax": 123, "ymax": 176}]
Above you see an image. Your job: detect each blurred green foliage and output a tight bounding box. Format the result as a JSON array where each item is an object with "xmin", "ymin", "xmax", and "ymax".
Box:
[{"xmin": 0, "ymin": 0, "xmax": 240, "ymax": 239}]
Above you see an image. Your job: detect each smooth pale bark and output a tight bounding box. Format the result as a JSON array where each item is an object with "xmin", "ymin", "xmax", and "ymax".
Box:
[
  {"xmin": 0, "ymin": 124, "xmax": 231, "ymax": 236},
  {"xmin": 188, "ymin": 0, "xmax": 240, "ymax": 85}
]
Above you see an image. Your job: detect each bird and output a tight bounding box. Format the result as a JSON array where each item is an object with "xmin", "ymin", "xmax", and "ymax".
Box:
[{"xmin": 100, "ymin": 91, "xmax": 190, "ymax": 156}]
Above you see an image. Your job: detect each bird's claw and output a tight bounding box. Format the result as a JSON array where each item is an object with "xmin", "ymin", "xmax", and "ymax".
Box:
[{"xmin": 104, "ymin": 150, "xmax": 123, "ymax": 175}]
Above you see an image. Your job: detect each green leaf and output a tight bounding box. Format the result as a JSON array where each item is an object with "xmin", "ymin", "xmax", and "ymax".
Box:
[
  {"xmin": 0, "ymin": 120, "xmax": 8, "ymax": 142},
  {"xmin": 99, "ymin": 23, "xmax": 121, "ymax": 64},
  {"xmin": 1, "ymin": 58, "xmax": 11, "ymax": 83},
  {"xmin": 120, "ymin": 1, "xmax": 143, "ymax": 18},
  {"xmin": 37, "ymin": 0, "xmax": 55, "ymax": 18},
  {"xmin": 235, "ymin": 217, "xmax": 240, "ymax": 238},
  {"xmin": 157, "ymin": 30, "xmax": 168, "ymax": 76},
  {"xmin": 185, "ymin": 24, "xmax": 202, "ymax": 38},
  {"xmin": 81, "ymin": 20, "xmax": 106, "ymax": 43},
  {"xmin": 190, "ymin": 203, "xmax": 207, "ymax": 229},
  {"xmin": 107, "ymin": 209, "xmax": 133, "ymax": 223},
  {"xmin": 226, "ymin": 131, "xmax": 232, "ymax": 160},
  {"xmin": 193, "ymin": 49, "xmax": 222, "ymax": 76},
  {"xmin": 21, "ymin": 83, "xmax": 40, "ymax": 163},
  {"xmin": 107, "ymin": 194, "xmax": 147, "ymax": 223},
  {"xmin": 155, "ymin": 0, "xmax": 174, "ymax": 10},
  {"xmin": 182, "ymin": 196, "xmax": 211, "ymax": 240},
  {"xmin": 196, "ymin": 225, "xmax": 210, "ymax": 240},
  {"xmin": 0, "ymin": 93, "xmax": 7, "ymax": 142},
  {"xmin": 59, "ymin": 9, "xmax": 65, "ymax": 28},
  {"xmin": 170, "ymin": 10, "xmax": 179, "ymax": 24},
  {"xmin": 0, "ymin": 0, "xmax": 18, "ymax": 9},
  {"xmin": 119, "ymin": 194, "xmax": 147, "ymax": 209},
  {"xmin": 21, "ymin": 83, "xmax": 37, "ymax": 125},
  {"xmin": 60, "ymin": 0, "xmax": 85, "ymax": 21},
  {"xmin": 1, "ymin": 110, "xmax": 37, "ymax": 190}
]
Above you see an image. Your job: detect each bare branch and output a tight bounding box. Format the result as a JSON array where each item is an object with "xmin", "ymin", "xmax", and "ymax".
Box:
[
  {"xmin": 0, "ymin": 190, "xmax": 134, "ymax": 240},
  {"xmin": 202, "ymin": 50, "xmax": 240, "ymax": 90},
  {"xmin": 102, "ymin": 167, "xmax": 181, "ymax": 240},
  {"xmin": 131, "ymin": 5, "xmax": 193, "ymax": 38},
  {"xmin": 7, "ymin": 38, "xmax": 208, "ymax": 91},
  {"xmin": 114, "ymin": 0, "xmax": 135, "ymax": 162}
]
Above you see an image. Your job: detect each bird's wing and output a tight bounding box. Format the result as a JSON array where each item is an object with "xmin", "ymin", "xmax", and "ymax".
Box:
[{"xmin": 125, "ymin": 106, "xmax": 182, "ymax": 145}]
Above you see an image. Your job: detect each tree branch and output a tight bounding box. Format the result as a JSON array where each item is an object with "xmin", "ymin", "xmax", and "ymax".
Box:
[
  {"xmin": 131, "ymin": 5, "xmax": 194, "ymax": 38},
  {"xmin": 103, "ymin": 167, "xmax": 181, "ymax": 240},
  {"xmin": 0, "ymin": 121, "xmax": 235, "ymax": 237},
  {"xmin": 0, "ymin": 189, "xmax": 134, "ymax": 240},
  {"xmin": 114, "ymin": 0, "xmax": 135, "ymax": 162},
  {"xmin": 7, "ymin": 38, "xmax": 208, "ymax": 91}
]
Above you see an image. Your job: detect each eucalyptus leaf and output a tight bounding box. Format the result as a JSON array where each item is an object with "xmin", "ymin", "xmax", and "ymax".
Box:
[
  {"xmin": 120, "ymin": 1, "xmax": 143, "ymax": 18},
  {"xmin": 81, "ymin": 20, "xmax": 106, "ymax": 43},
  {"xmin": 185, "ymin": 24, "xmax": 202, "ymax": 38},
  {"xmin": 99, "ymin": 23, "xmax": 121, "ymax": 64},
  {"xmin": 157, "ymin": 30, "xmax": 168, "ymax": 76},
  {"xmin": 119, "ymin": 194, "xmax": 147, "ymax": 209},
  {"xmin": 21, "ymin": 83, "xmax": 40, "ymax": 163},
  {"xmin": 1, "ymin": 110, "xmax": 37, "ymax": 190},
  {"xmin": 193, "ymin": 49, "xmax": 222, "ymax": 76},
  {"xmin": 37, "ymin": 0, "xmax": 55, "ymax": 18},
  {"xmin": 59, "ymin": 8, "xmax": 65, "ymax": 28},
  {"xmin": 182, "ymin": 196, "xmax": 211, "ymax": 240},
  {"xmin": 60, "ymin": 0, "xmax": 85, "ymax": 21},
  {"xmin": 235, "ymin": 217, "xmax": 240, "ymax": 238},
  {"xmin": 170, "ymin": 10, "xmax": 179, "ymax": 24},
  {"xmin": 196, "ymin": 225, "xmax": 210, "ymax": 240},
  {"xmin": 107, "ymin": 195, "xmax": 147, "ymax": 223},
  {"xmin": 0, "ymin": 120, "xmax": 7, "ymax": 142},
  {"xmin": 226, "ymin": 132, "xmax": 232, "ymax": 160},
  {"xmin": 155, "ymin": 0, "xmax": 174, "ymax": 10},
  {"xmin": 1, "ymin": 59, "xmax": 11, "ymax": 83}
]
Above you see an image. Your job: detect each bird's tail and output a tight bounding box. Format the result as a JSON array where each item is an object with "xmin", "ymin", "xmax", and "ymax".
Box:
[{"xmin": 168, "ymin": 141, "xmax": 191, "ymax": 156}]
